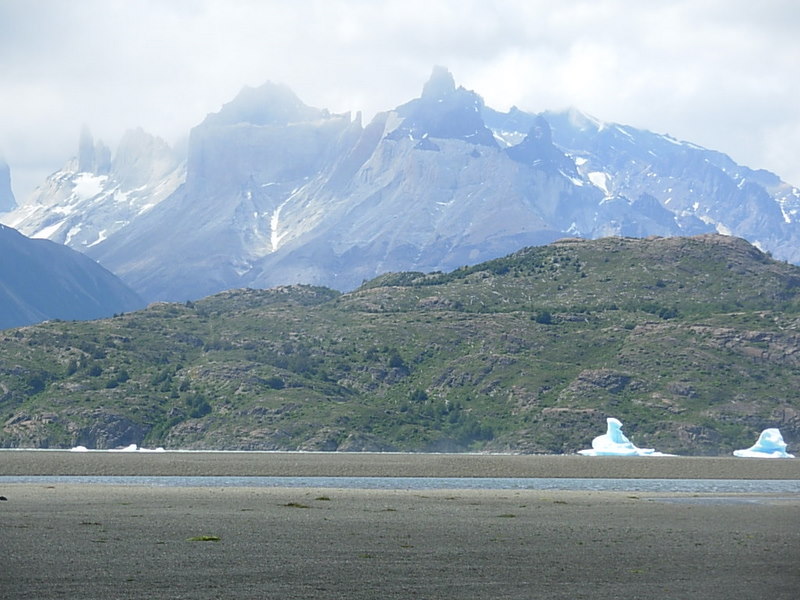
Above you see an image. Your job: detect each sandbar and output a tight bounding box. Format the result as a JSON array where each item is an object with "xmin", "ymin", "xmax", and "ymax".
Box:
[{"xmin": 2, "ymin": 450, "xmax": 800, "ymax": 479}]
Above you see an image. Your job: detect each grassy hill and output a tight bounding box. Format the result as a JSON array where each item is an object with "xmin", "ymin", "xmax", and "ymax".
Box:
[{"xmin": 2, "ymin": 234, "xmax": 799, "ymax": 454}]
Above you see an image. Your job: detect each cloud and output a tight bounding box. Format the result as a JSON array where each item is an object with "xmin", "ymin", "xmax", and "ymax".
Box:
[{"xmin": 1, "ymin": 0, "xmax": 799, "ymax": 200}]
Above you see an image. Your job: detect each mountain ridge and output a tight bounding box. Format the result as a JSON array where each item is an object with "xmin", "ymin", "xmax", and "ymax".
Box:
[
  {"xmin": 0, "ymin": 223, "xmax": 145, "ymax": 329},
  {"xmin": 3, "ymin": 67, "xmax": 799, "ymax": 302},
  {"xmin": 1, "ymin": 234, "xmax": 798, "ymax": 454}
]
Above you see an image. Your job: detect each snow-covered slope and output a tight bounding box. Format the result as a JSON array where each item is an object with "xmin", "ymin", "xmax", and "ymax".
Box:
[
  {"xmin": 485, "ymin": 106, "xmax": 800, "ymax": 261},
  {"xmin": 1, "ymin": 127, "xmax": 183, "ymax": 251},
  {"xmin": 5, "ymin": 67, "xmax": 800, "ymax": 302}
]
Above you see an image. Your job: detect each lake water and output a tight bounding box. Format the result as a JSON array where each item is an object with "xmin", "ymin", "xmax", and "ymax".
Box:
[{"xmin": 2, "ymin": 475, "xmax": 800, "ymax": 493}]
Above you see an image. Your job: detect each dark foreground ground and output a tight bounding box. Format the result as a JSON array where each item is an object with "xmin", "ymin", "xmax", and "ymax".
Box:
[{"xmin": 1, "ymin": 452, "xmax": 799, "ymax": 599}]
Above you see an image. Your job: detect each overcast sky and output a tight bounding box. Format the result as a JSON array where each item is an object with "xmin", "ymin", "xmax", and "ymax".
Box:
[{"xmin": 1, "ymin": 0, "xmax": 799, "ymax": 201}]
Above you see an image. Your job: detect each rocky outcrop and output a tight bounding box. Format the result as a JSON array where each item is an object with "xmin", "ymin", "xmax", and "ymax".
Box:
[
  {"xmin": 77, "ymin": 126, "xmax": 111, "ymax": 175},
  {"xmin": 70, "ymin": 409, "xmax": 150, "ymax": 449},
  {"xmin": 689, "ymin": 326, "xmax": 800, "ymax": 366},
  {"xmin": 2, "ymin": 409, "xmax": 148, "ymax": 449}
]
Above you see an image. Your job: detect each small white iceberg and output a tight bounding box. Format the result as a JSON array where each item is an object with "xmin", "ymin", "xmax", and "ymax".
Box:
[
  {"xmin": 109, "ymin": 444, "xmax": 166, "ymax": 452},
  {"xmin": 71, "ymin": 444, "xmax": 165, "ymax": 453},
  {"xmin": 733, "ymin": 428, "xmax": 794, "ymax": 458},
  {"xmin": 111, "ymin": 444, "xmax": 141, "ymax": 452},
  {"xmin": 578, "ymin": 417, "xmax": 673, "ymax": 456}
]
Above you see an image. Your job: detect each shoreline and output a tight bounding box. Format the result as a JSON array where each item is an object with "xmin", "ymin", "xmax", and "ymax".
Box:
[{"xmin": 1, "ymin": 449, "xmax": 798, "ymax": 479}]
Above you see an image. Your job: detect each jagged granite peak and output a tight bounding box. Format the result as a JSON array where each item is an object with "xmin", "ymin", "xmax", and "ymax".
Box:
[
  {"xmin": 500, "ymin": 105, "xmax": 539, "ymax": 132},
  {"xmin": 0, "ymin": 223, "xmax": 144, "ymax": 328},
  {"xmin": 92, "ymin": 83, "xmax": 364, "ymax": 301},
  {"xmin": 482, "ymin": 102, "xmax": 800, "ymax": 254},
  {"xmin": 421, "ymin": 65, "xmax": 456, "ymax": 99},
  {"xmin": 77, "ymin": 126, "xmax": 111, "ymax": 175},
  {"xmin": 185, "ymin": 81, "xmax": 355, "ymax": 192},
  {"xmin": 483, "ymin": 105, "xmax": 544, "ymax": 147},
  {"xmin": 78, "ymin": 125, "xmax": 94, "ymax": 172},
  {"xmin": 0, "ymin": 157, "xmax": 15, "ymax": 212},
  {"xmin": 505, "ymin": 116, "xmax": 576, "ymax": 173},
  {"xmin": 387, "ymin": 66, "xmax": 497, "ymax": 147},
  {"xmin": 0, "ymin": 126, "xmax": 184, "ymax": 251},
  {"xmin": 111, "ymin": 127, "xmax": 181, "ymax": 191},
  {"xmin": 201, "ymin": 81, "xmax": 325, "ymax": 128}
]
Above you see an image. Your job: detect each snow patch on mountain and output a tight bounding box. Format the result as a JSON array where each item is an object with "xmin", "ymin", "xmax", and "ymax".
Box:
[
  {"xmin": 73, "ymin": 173, "xmax": 107, "ymax": 200},
  {"xmin": 1, "ymin": 128, "xmax": 184, "ymax": 250},
  {"xmin": 587, "ymin": 172, "xmax": 611, "ymax": 195}
]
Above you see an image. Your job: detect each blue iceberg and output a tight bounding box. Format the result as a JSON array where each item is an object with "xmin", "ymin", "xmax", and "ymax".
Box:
[
  {"xmin": 578, "ymin": 417, "xmax": 673, "ymax": 456},
  {"xmin": 733, "ymin": 428, "xmax": 794, "ymax": 458}
]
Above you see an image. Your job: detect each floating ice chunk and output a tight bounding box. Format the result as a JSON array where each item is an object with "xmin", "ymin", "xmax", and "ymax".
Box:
[
  {"xmin": 733, "ymin": 428, "xmax": 795, "ymax": 458},
  {"xmin": 578, "ymin": 417, "xmax": 673, "ymax": 456},
  {"xmin": 70, "ymin": 444, "xmax": 165, "ymax": 452},
  {"xmin": 110, "ymin": 444, "xmax": 140, "ymax": 452}
]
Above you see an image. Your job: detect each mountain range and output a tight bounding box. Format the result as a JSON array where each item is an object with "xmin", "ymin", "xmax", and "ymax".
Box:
[{"xmin": 3, "ymin": 66, "xmax": 799, "ymax": 303}]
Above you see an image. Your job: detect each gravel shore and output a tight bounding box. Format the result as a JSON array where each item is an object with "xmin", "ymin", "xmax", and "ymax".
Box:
[
  {"xmin": 1, "ymin": 452, "xmax": 798, "ymax": 599},
  {"xmin": 2, "ymin": 450, "xmax": 800, "ymax": 478}
]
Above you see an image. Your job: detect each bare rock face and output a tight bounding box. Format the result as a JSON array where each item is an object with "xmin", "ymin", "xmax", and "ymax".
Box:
[
  {"xmin": 0, "ymin": 158, "xmax": 15, "ymax": 212},
  {"xmin": 2, "ymin": 409, "xmax": 148, "ymax": 449},
  {"xmin": 77, "ymin": 126, "xmax": 111, "ymax": 175},
  {"xmin": 70, "ymin": 409, "xmax": 150, "ymax": 449}
]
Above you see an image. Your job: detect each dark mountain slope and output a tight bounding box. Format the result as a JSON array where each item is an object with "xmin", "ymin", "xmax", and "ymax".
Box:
[{"xmin": 0, "ymin": 224, "xmax": 144, "ymax": 329}]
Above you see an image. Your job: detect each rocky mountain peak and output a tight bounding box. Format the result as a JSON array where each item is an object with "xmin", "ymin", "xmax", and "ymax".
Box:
[
  {"xmin": 421, "ymin": 65, "xmax": 456, "ymax": 100},
  {"xmin": 111, "ymin": 128, "xmax": 181, "ymax": 191},
  {"xmin": 388, "ymin": 67, "xmax": 496, "ymax": 147},
  {"xmin": 201, "ymin": 81, "xmax": 324, "ymax": 128},
  {"xmin": 505, "ymin": 115, "xmax": 575, "ymax": 173},
  {"xmin": 77, "ymin": 126, "xmax": 111, "ymax": 175},
  {"xmin": 528, "ymin": 115, "xmax": 553, "ymax": 145},
  {"xmin": 0, "ymin": 157, "xmax": 15, "ymax": 212},
  {"xmin": 77, "ymin": 125, "xmax": 94, "ymax": 172}
]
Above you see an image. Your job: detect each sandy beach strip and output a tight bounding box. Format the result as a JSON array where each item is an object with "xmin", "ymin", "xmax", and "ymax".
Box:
[
  {"xmin": 1, "ymin": 482, "xmax": 798, "ymax": 600},
  {"xmin": 1, "ymin": 450, "xmax": 799, "ymax": 479}
]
